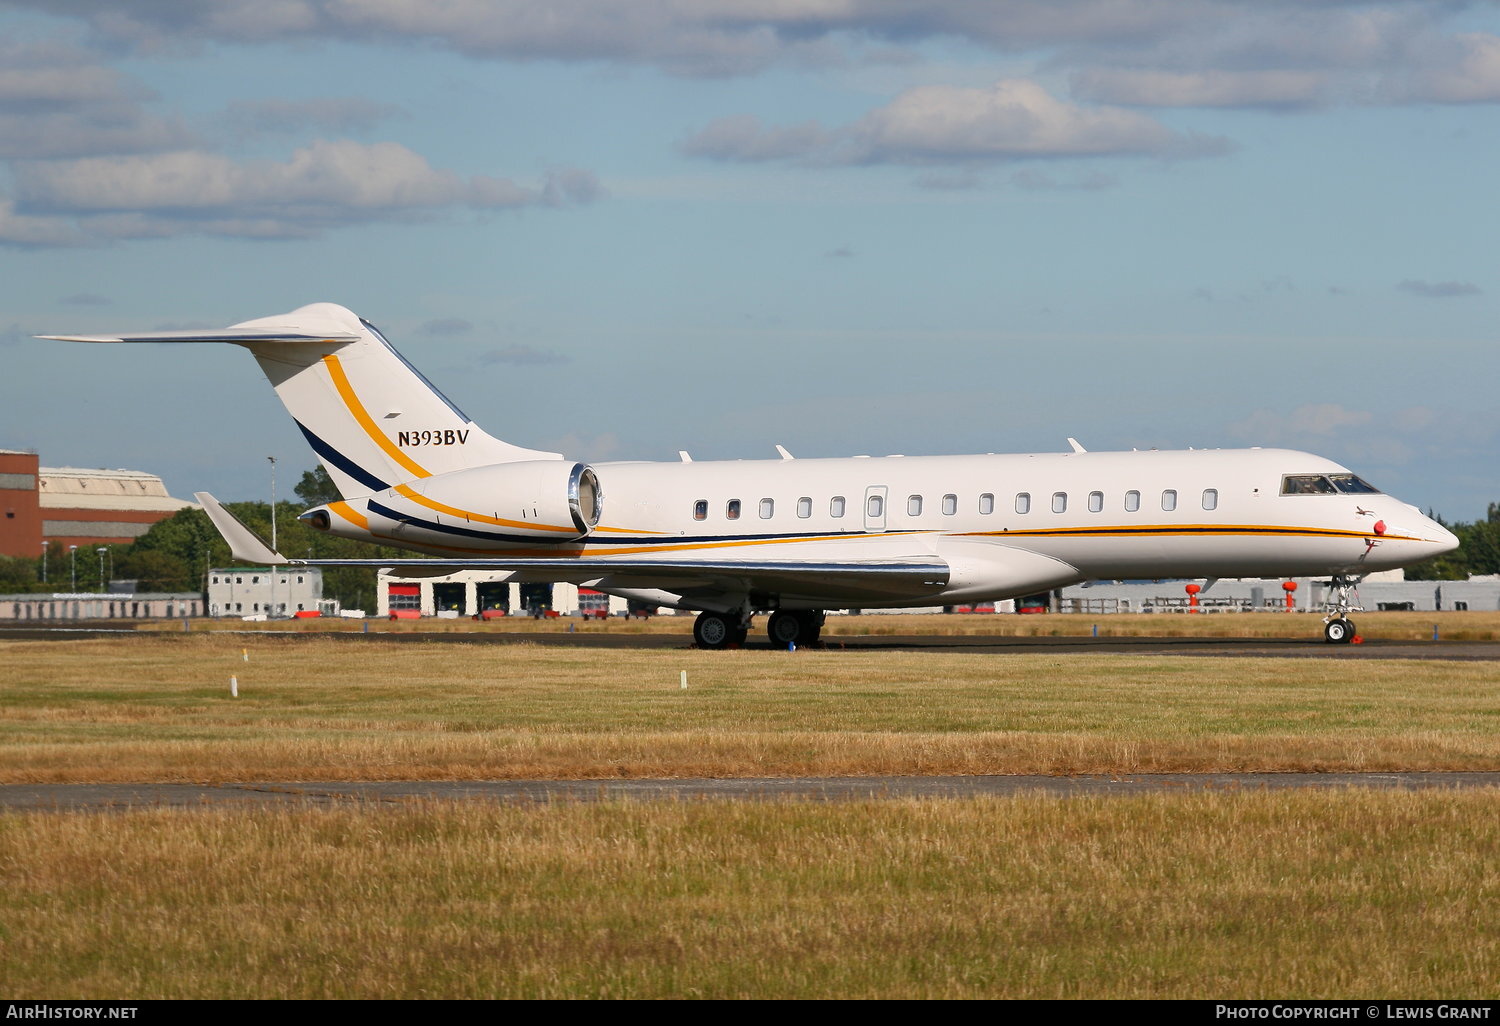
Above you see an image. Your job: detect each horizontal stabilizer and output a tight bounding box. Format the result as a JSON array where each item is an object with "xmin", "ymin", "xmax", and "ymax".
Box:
[
  {"xmin": 194, "ymin": 492, "xmax": 287, "ymax": 565},
  {"xmin": 38, "ymin": 328, "xmax": 361, "ymax": 344}
]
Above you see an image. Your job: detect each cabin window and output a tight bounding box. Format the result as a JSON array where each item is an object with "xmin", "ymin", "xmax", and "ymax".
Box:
[
  {"xmin": 796, "ymin": 497, "xmax": 812, "ymax": 518},
  {"xmin": 1015, "ymin": 492, "xmax": 1031, "ymax": 514},
  {"xmin": 908, "ymin": 495, "xmax": 923, "ymax": 516},
  {"xmin": 1202, "ymin": 488, "xmax": 1218, "ymax": 511},
  {"xmin": 1161, "ymin": 489, "xmax": 1177, "ymax": 512},
  {"xmin": 693, "ymin": 499, "xmax": 707, "ymax": 521},
  {"xmin": 979, "ymin": 493, "xmax": 994, "ymax": 515},
  {"xmin": 1125, "ymin": 490, "xmax": 1140, "ymax": 512},
  {"xmin": 759, "ymin": 498, "xmax": 774, "ymax": 519},
  {"xmin": 726, "ymin": 499, "xmax": 741, "ymax": 520},
  {"xmin": 1052, "ymin": 492, "xmax": 1067, "ymax": 514},
  {"xmin": 831, "ymin": 496, "xmax": 846, "ymax": 518},
  {"xmin": 867, "ymin": 494, "xmax": 884, "ymax": 518},
  {"xmin": 1088, "ymin": 491, "xmax": 1103, "ymax": 513},
  {"xmin": 942, "ymin": 494, "xmax": 957, "ymax": 516}
]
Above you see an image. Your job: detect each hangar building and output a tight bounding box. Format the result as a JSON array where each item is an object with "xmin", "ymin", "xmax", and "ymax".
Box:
[{"xmin": 0, "ymin": 448, "xmax": 197, "ymax": 559}]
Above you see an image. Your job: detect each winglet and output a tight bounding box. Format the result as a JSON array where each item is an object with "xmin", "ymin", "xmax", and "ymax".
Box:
[{"xmin": 194, "ymin": 492, "xmax": 287, "ymax": 565}]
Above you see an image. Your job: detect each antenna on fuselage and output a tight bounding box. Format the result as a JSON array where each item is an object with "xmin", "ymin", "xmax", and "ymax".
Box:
[
  {"xmin": 1067, "ymin": 438, "xmax": 1087, "ymax": 453},
  {"xmin": 678, "ymin": 451, "xmax": 692, "ymax": 462},
  {"xmin": 775, "ymin": 445, "xmax": 794, "ymax": 460}
]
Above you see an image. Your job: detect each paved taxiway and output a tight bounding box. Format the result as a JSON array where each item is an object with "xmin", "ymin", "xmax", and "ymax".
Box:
[
  {"xmin": 3, "ymin": 773, "xmax": 1498, "ymax": 811},
  {"xmin": 4, "ymin": 625, "xmax": 1499, "ymax": 660}
]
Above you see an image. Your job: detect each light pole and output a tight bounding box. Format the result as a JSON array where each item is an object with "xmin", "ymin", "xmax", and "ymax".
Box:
[
  {"xmin": 268, "ymin": 456, "xmax": 278, "ymax": 617},
  {"xmin": 97, "ymin": 548, "xmax": 106, "ymax": 593},
  {"xmin": 69, "ymin": 544, "xmax": 77, "ymax": 591}
]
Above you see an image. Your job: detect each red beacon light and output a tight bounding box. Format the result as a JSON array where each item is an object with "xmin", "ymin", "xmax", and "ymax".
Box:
[
  {"xmin": 1373, "ymin": 520, "xmax": 1386, "ymax": 536},
  {"xmin": 1282, "ymin": 580, "xmax": 1297, "ymax": 611},
  {"xmin": 1184, "ymin": 582, "xmax": 1201, "ymax": 612}
]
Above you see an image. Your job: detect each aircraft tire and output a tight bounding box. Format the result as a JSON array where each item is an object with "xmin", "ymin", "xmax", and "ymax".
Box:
[
  {"xmin": 1323, "ymin": 618, "xmax": 1354, "ymax": 644},
  {"xmin": 694, "ymin": 612, "xmax": 735, "ymax": 649},
  {"xmin": 767, "ymin": 610, "xmax": 803, "ymax": 647}
]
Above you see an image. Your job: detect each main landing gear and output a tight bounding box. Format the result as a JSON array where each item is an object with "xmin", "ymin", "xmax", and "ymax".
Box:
[
  {"xmin": 692, "ymin": 609, "xmax": 826, "ymax": 649},
  {"xmin": 1322, "ymin": 573, "xmax": 1363, "ymax": 645},
  {"xmin": 766, "ymin": 610, "xmax": 824, "ymax": 649},
  {"xmin": 692, "ymin": 610, "xmax": 749, "ymax": 649}
]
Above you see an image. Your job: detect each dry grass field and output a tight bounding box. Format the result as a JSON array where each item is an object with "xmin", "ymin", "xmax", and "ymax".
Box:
[
  {"xmin": 2, "ymin": 623, "xmax": 1497, "ymax": 999},
  {"xmin": 2, "ymin": 633, "xmax": 1499, "ymax": 782},
  {"xmin": 1, "ymin": 793, "xmax": 1497, "ymax": 999}
]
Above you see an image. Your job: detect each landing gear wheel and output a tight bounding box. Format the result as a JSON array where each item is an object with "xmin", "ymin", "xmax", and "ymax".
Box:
[
  {"xmin": 767, "ymin": 611, "xmax": 804, "ymax": 647},
  {"xmin": 767, "ymin": 610, "xmax": 824, "ymax": 648},
  {"xmin": 694, "ymin": 612, "xmax": 734, "ymax": 649},
  {"xmin": 1323, "ymin": 618, "xmax": 1355, "ymax": 644}
]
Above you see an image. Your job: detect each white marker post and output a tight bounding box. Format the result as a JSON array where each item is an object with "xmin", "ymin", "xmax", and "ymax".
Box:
[
  {"xmin": 680, "ymin": 670, "xmax": 688, "ymax": 690},
  {"xmin": 230, "ymin": 675, "xmax": 238, "ymax": 697}
]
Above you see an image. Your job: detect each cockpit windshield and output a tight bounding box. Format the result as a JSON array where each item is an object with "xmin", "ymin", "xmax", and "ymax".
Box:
[{"xmin": 1281, "ymin": 473, "xmax": 1381, "ymax": 496}]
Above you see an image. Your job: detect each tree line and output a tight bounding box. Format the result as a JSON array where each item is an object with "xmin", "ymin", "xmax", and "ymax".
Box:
[
  {"xmin": 2, "ymin": 471, "xmax": 1497, "ymax": 604},
  {"xmin": 0, "ymin": 467, "xmax": 407, "ymax": 611}
]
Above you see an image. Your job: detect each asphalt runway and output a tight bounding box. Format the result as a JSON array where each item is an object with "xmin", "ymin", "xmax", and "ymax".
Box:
[
  {"xmin": 3, "ymin": 773, "xmax": 1499, "ymax": 812},
  {"xmin": 3, "ymin": 624, "xmax": 1499, "ymax": 660}
]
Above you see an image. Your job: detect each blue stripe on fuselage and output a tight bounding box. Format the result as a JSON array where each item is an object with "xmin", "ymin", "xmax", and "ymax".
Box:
[{"xmin": 295, "ymin": 420, "xmax": 389, "ymax": 493}]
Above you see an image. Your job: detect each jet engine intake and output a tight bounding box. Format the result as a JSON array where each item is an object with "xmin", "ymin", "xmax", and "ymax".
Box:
[{"xmin": 382, "ymin": 460, "xmax": 602, "ymax": 542}]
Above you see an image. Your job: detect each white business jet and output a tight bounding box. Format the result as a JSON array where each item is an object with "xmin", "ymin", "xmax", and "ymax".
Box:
[{"xmin": 42, "ymin": 303, "xmax": 1458, "ymax": 647}]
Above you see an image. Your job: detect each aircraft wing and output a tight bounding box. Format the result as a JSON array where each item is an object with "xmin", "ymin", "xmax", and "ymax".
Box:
[
  {"xmin": 282, "ymin": 556, "xmax": 949, "ymax": 601},
  {"xmin": 194, "ymin": 492, "xmax": 948, "ymax": 601}
]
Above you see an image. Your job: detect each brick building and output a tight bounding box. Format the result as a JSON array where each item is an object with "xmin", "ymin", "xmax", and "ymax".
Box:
[{"xmin": 0, "ymin": 448, "xmax": 197, "ymax": 560}]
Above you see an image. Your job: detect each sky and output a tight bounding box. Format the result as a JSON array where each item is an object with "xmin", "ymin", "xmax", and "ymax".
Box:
[{"xmin": 0, "ymin": 0, "xmax": 1496, "ymax": 522}]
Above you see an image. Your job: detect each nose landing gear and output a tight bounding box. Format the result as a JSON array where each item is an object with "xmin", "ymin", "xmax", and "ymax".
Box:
[{"xmin": 1322, "ymin": 574, "xmax": 1363, "ymax": 644}]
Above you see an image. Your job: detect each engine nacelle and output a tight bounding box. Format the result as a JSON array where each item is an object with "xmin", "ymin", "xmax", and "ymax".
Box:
[{"xmin": 371, "ymin": 460, "xmax": 601, "ymax": 543}]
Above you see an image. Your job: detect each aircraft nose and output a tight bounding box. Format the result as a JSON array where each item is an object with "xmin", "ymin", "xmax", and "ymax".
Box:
[{"xmin": 1428, "ymin": 519, "xmax": 1460, "ymax": 555}]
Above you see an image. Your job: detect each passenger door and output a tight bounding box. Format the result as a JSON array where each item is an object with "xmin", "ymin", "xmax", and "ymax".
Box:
[{"xmin": 863, "ymin": 485, "xmax": 888, "ymax": 532}]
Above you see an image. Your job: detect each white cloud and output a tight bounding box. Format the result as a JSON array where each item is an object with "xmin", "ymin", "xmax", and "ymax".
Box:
[
  {"xmin": 223, "ymin": 97, "xmax": 405, "ymax": 137},
  {"xmin": 850, "ymin": 80, "xmax": 1202, "ymax": 162},
  {"xmin": 1229, "ymin": 403, "xmax": 1375, "ymax": 446},
  {"xmin": 682, "ymin": 79, "xmax": 1223, "ymax": 168},
  {"xmin": 1396, "ymin": 280, "xmax": 1482, "ymax": 299},
  {"xmin": 479, "ymin": 344, "xmax": 569, "ymax": 367},
  {"xmin": 0, "ymin": 197, "xmax": 83, "ymax": 247},
  {"xmin": 0, "ymin": 40, "xmax": 192, "ymax": 159},
  {"xmin": 1070, "ymin": 69, "xmax": 1328, "ymax": 109},
  {"xmin": 1398, "ymin": 33, "xmax": 1500, "ymax": 103},
  {"xmin": 7, "ymin": 141, "xmax": 602, "ymax": 243}
]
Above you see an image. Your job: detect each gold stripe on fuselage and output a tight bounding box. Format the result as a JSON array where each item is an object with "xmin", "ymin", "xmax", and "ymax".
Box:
[
  {"xmin": 392, "ymin": 483, "xmax": 578, "ymax": 534},
  {"xmin": 322, "ymin": 354, "xmax": 431, "ymax": 481}
]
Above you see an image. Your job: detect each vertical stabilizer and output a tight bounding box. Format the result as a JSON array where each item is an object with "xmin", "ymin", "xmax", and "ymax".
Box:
[{"xmin": 42, "ymin": 302, "xmax": 562, "ymax": 499}]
